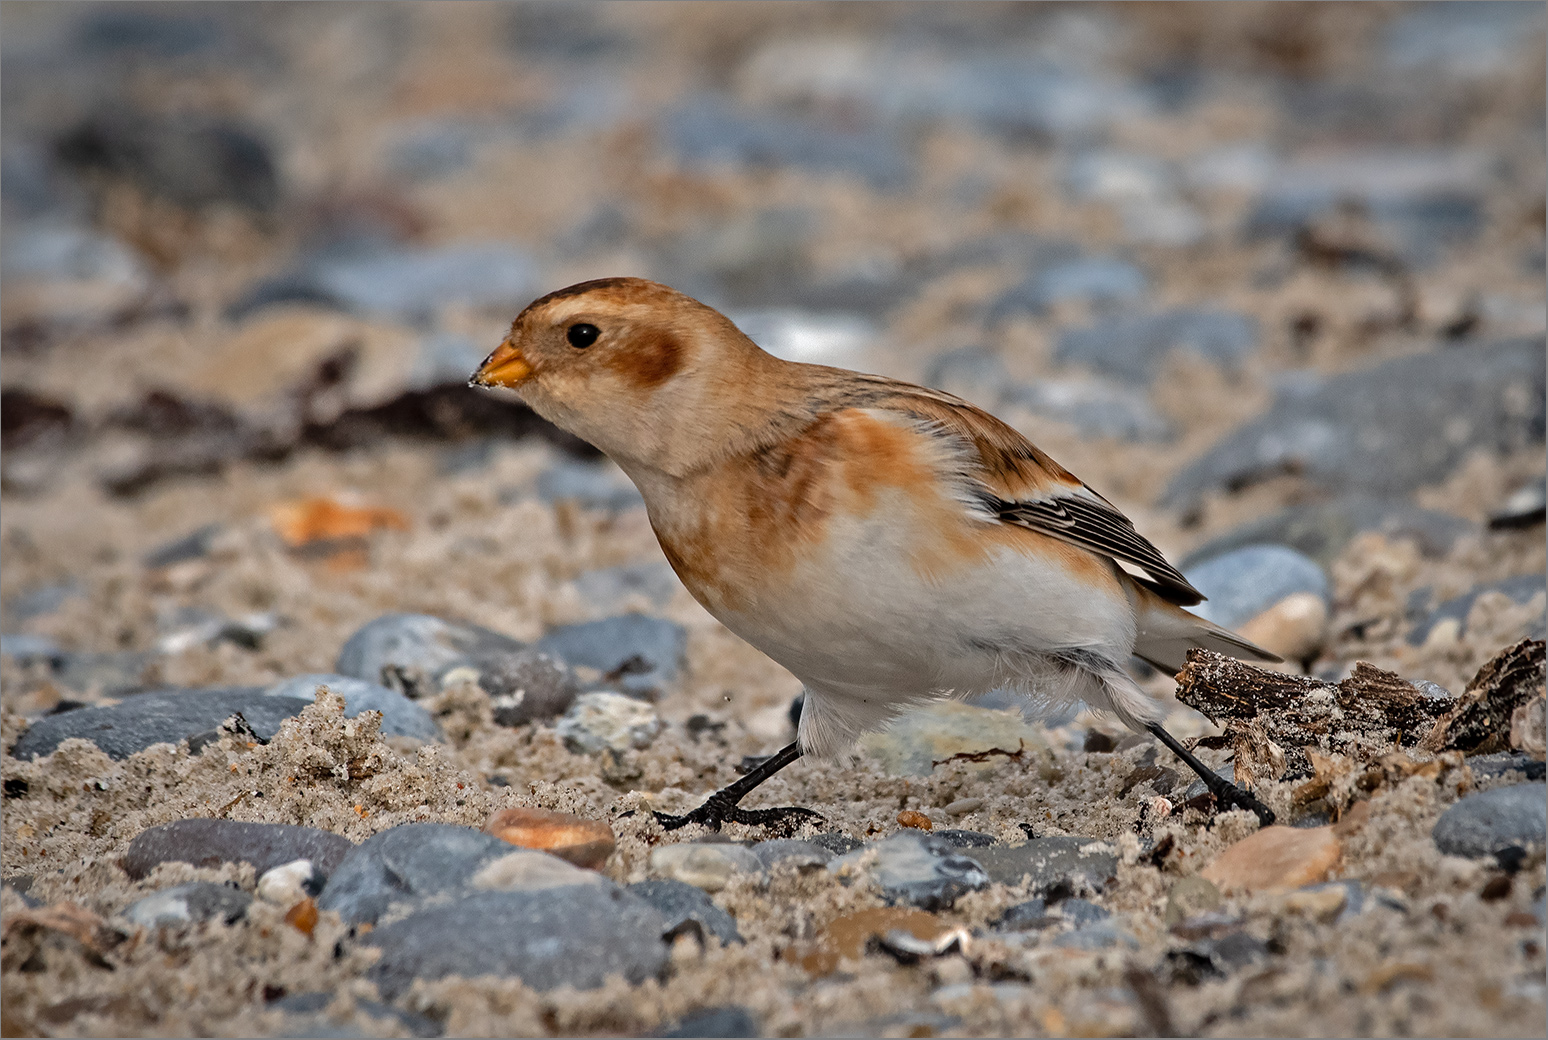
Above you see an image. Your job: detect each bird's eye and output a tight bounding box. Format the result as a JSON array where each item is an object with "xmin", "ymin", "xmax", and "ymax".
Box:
[{"xmin": 566, "ymin": 323, "xmax": 600, "ymax": 349}]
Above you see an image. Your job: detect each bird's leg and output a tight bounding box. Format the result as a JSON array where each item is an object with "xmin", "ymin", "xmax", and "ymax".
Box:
[
  {"xmin": 1145, "ymin": 722, "xmax": 1276, "ymax": 826},
  {"xmin": 653, "ymin": 741, "xmax": 823, "ymax": 834}
]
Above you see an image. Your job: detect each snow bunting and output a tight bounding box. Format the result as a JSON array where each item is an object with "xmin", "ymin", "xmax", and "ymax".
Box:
[{"xmin": 472, "ymin": 277, "xmax": 1278, "ymax": 828}]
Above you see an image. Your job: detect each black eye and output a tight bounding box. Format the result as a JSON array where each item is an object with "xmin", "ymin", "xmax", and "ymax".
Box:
[{"xmin": 566, "ymin": 323, "xmax": 600, "ymax": 349}]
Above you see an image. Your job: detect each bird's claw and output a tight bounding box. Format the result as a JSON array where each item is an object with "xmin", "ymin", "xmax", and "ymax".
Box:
[
  {"xmin": 653, "ymin": 799, "xmax": 824, "ymax": 835},
  {"xmin": 1204, "ymin": 778, "xmax": 1276, "ymax": 827}
]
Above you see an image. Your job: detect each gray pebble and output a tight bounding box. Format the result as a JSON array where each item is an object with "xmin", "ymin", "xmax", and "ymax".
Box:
[
  {"xmin": 628, "ymin": 878, "xmax": 743, "ymax": 945},
  {"xmin": 536, "ymin": 613, "xmax": 687, "ymax": 699},
  {"xmin": 967, "ymin": 836, "xmax": 1118, "ymax": 897},
  {"xmin": 10, "ymin": 689, "xmax": 307, "ymax": 761},
  {"xmin": 528, "ymin": 460, "xmax": 644, "ymax": 512},
  {"xmin": 988, "ymin": 257, "xmax": 1147, "ymax": 322},
  {"xmin": 1179, "ymin": 495, "xmax": 1472, "ymax": 570},
  {"xmin": 269, "ymin": 993, "xmax": 441, "ymax": 1038},
  {"xmin": 573, "ymin": 562, "xmax": 681, "ymax": 609},
  {"xmin": 749, "ymin": 839, "xmax": 833, "ymax": 871},
  {"xmin": 123, "ymin": 819, "xmax": 354, "ymax": 881},
  {"xmin": 1055, "ymin": 308, "xmax": 1258, "ymax": 386},
  {"xmin": 831, "ymin": 831, "xmax": 989, "ymax": 911},
  {"xmin": 477, "ymin": 650, "xmax": 580, "ymax": 727},
  {"xmin": 122, "ymin": 881, "xmax": 250, "ymax": 928},
  {"xmin": 262, "ymin": 674, "xmax": 440, "ymax": 741},
  {"xmin": 317, "ymin": 823, "xmax": 515, "ymax": 926},
  {"xmin": 1003, "ymin": 378, "xmax": 1175, "ymax": 443},
  {"xmin": 334, "ymin": 613, "xmax": 524, "ymax": 697},
  {"xmin": 1184, "ymin": 544, "xmax": 1331, "ymax": 630},
  {"xmin": 653, "ymin": 1006, "xmax": 760, "ymax": 1039},
  {"xmin": 365, "ymin": 887, "xmax": 668, "ymax": 998},
  {"xmin": 1408, "ymin": 573, "xmax": 1546, "ymax": 645},
  {"xmin": 1432, "ymin": 784, "xmax": 1547, "ymax": 858}
]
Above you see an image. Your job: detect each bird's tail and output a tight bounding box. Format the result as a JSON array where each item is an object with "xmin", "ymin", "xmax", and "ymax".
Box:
[{"xmin": 1121, "ymin": 575, "xmax": 1282, "ymax": 675}]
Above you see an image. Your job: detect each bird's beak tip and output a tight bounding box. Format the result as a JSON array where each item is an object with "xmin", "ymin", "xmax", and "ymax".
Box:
[{"xmin": 471, "ymin": 340, "xmax": 532, "ymax": 388}]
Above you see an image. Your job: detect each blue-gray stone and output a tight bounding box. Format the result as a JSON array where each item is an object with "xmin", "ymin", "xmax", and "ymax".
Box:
[
  {"xmin": 1055, "ymin": 309, "xmax": 1259, "ymax": 386},
  {"xmin": 4, "ymin": 581, "xmax": 85, "ymax": 625},
  {"xmin": 304, "ymin": 242, "xmax": 540, "ymax": 321},
  {"xmin": 628, "ymin": 878, "xmax": 742, "ymax": 945},
  {"xmin": 10, "ymin": 689, "xmax": 305, "ymax": 761},
  {"xmin": 1383, "ymin": 1, "xmax": 1544, "ymax": 76},
  {"xmin": 994, "ymin": 898, "xmax": 1053, "ymax": 931},
  {"xmin": 1004, "ymin": 378, "xmax": 1174, "ymax": 442},
  {"xmin": 1466, "ymin": 754, "xmax": 1546, "ymax": 783},
  {"xmin": 1180, "ymin": 495, "xmax": 1472, "ymax": 571},
  {"xmin": 1, "ymin": 221, "xmax": 146, "ymax": 284},
  {"xmin": 1055, "ymin": 898, "xmax": 1110, "ymax": 928},
  {"xmin": 1164, "ymin": 339, "xmax": 1546, "ymax": 511},
  {"xmin": 123, "ymin": 819, "xmax": 353, "ymax": 880},
  {"xmin": 654, "ymin": 1007, "xmax": 760, "ymax": 1039},
  {"xmin": 989, "ymin": 258, "xmax": 1146, "ymax": 322},
  {"xmin": 122, "ymin": 881, "xmax": 250, "ymax": 928},
  {"xmin": 529, "ymin": 460, "xmax": 644, "ymax": 512},
  {"xmin": 832, "ymin": 831, "xmax": 990, "ymax": 911},
  {"xmin": 1432, "ymin": 784, "xmax": 1547, "ymax": 858},
  {"xmin": 1408, "ymin": 573, "xmax": 1546, "ymax": 645},
  {"xmin": 967, "ymin": 836, "xmax": 1118, "ymax": 897},
  {"xmin": 536, "ymin": 614, "xmax": 688, "ymax": 698},
  {"xmin": 1185, "ymin": 544, "xmax": 1330, "ymax": 630},
  {"xmin": 923, "ymin": 347, "xmax": 1010, "ymax": 408},
  {"xmin": 317, "ymin": 823, "xmax": 515, "ymax": 926},
  {"xmin": 574, "ymin": 562, "xmax": 680, "ymax": 609},
  {"xmin": 365, "ymin": 887, "xmax": 668, "ymax": 998},
  {"xmin": 750, "ymin": 839, "xmax": 833, "ymax": 871},
  {"xmin": 930, "ymin": 830, "xmax": 997, "ymax": 849},
  {"xmin": 1052, "ymin": 921, "xmax": 1137, "ymax": 950},
  {"xmin": 143, "ymin": 524, "xmax": 223, "ymax": 568},
  {"xmin": 0, "ymin": 633, "xmax": 64, "ymax": 665},
  {"xmin": 334, "ymin": 613, "xmax": 524, "ymax": 693},
  {"xmin": 270, "ymin": 993, "xmax": 441, "ymax": 1038},
  {"xmin": 262, "ymin": 674, "xmax": 440, "ymax": 741}
]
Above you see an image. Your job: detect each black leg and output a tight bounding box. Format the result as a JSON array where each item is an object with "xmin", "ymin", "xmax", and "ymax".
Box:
[
  {"xmin": 1146, "ymin": 722, "xmax": 1276, "ymax": 826},
  {"xmin": 653, "ymin": 741, "xmax": 823, "ymax": 834}
]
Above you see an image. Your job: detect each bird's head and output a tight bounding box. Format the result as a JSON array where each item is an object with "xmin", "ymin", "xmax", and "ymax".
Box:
[{"xmin": 471, "ymin": 277, "xmax": 781, "ymax": 474}]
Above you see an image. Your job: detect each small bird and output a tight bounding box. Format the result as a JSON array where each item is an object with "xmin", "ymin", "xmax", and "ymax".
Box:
[{"xmin": 472, "ymin": 277, "xmax": 1278, "ymax": 829}]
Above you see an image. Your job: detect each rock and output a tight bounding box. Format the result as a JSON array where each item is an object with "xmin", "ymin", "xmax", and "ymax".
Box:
[
  {"xmin": 56, "ymin": 111, "xmax": 279, "ymax": 212},
  {"xmin": 1236, "ymin": 592, "xmax": 1330, "ymax": 665},
  {"xmin": 993, "ymin": 898, "xmax": 1054, "ymax": 931},
  {"xmin": 49, "ymin": 650, "xmax": 157, "ymax": 698},
  {"xmin": 334, "ymin": 613, "xmax": 524, "ymax": 696},
  {"xmin": 1408, "ymin": 573, "xmax": 1546, "ymax": 645},
  {"xmin": 155, "ymin": 605, "xmax": 278, "ymax": 655},
  {"xmin": 0, "ymin": 220, "xmax": 148, "ymax": 322},
  {"xmin": 278, "ymin": 242, "xmax": 542, "ymax": 321},
  {"xmin": 556, "ymin": 692, "xmax": 663, "ymax": 754},
  {"xmin": 574, "ymin": 561, "xmax": 681, "ymax": 609},
  {"xmin": 1513, "ymin": 698, "xmax": 1547, "ymax": 762},
  {"xmin": 801, "ymin": 906, "xmax": 950, "ymax": 975},
  {"xmin": 808, "ymin": 832, "xmax": 865, "ymax": 856},
  {"xmin": 859, "ymin": 700, "xmax": 1053, "ymax": 778},
  {"xmin": 1056, "ymin": 898, "xmax": 1111, "ymax": 928},
  {"xmin": 968, "ymin": 836, "xmax": 1118, "ymax": 897},
  {"xmin": 729, "ymin": 310, "xmax": 878, "ymax": 367},
  {"xmin": 483, "ymin": 807, "xmax": 615, "ymax": 869},
  {"xmin": 142, "ymin": 524, "xmax": 223, "ymax": 569},
  {"xmin": 923, "ymin": 347, "xmax": 1011, "ymax": 406},
  {"xmin": 1382, "ymin": 1, "xmax": 1544, "ymax": 77},
  {"xmin": 662, "ymin": 96, "xmax": 911, "ymax": 190},
  {"xmin": 255, "ymin": 860, "xmax": 322, "ymax": 905},
  {"xmin": 749, "ymin": 839, "xmax": 833, "ymax": 871},
  {"xmin": 121, "ymin": 882, "xmax": 250, "ymax": 928},
  {"xmin": 1164, "ymin": 876, "xmax": 1223, "ymax": 926},
  {"xmin": 829, "ymin": 831, "xmax": 989, "ymax": 911},
  {"xmin": 1432, "ymin": 784, "xmax": 1547, "ymax": 858},
  {"xmin": 0, "ymin": 633, "xmax": 64, "ymax": 665},
  {"xmin": 269, "ymin": 993, "xmax": 441, "ymax": 1039},
  {"xmin": 10, "ymin": 689, "xmax": 309, "ymax": 761},
  {"xmin": 1201, "ymin": 826, "xmax": 1342, "ymax": 892},
  {"xmin": 1464, "ymin": 753, "xmax": 1545, "ymax": 782},
  {"xmin": 1179, "ymin": 495, "xmax": 1472, "ymax": 570},
  {"xmin": 649, "ymin": 843, "xmax": 762, "ymax": 893},
  {"xmin": 653, "ymin": 1006, "xmax": 760, "ymax": 1039},
  {"xmin": 474, "ymin": 650, "xmax": 581, "ymax": 727},
  {"xmin": 1184, "ymin": 544, "xmax": 1331, "ymax": 631},
  {"xmin": 1052, "ymin": 921, "xmax": 1137, "ymax": 950},
  {"xmin": 1056, "ymin": 309, "xmax": 1258, "ymax": 386},
  {"xmin": 364, "ymin": 887, "xmax": 668, "ymax": 998},
  {"xmin": 1166, "ymin": 930, "xmax": 1269, "ymax": 983},
  {"xmin": 628, "ymin": 878, "xmax": 743, "ymax": 944},
  {"xmin": 316, "ymin": 823, "xmax": 516, "ymax": 926},
  {"xmin": 988, "ymin": 258, "xmax": 1147, "ymax": 322},
  {"xmin": 528, "ymin": 459, "xmax": 644, "ymax": 512},
  {"xmin": 930, "ymin": 830, "xmax": 997, "ymax": 849},
  {"xmin": 470, "ymin": 850, "xmax": 608, "ymax": 892},
  {"xmin": 1163, "ymin": 338, "xmax": 1546, "ymax": 511},
  {"xmin": 535, "ymin": 613, "xmax": 688, "ymax": 699},
  {"xmin": 262, "ymin": 674, "xmax": 439, "ymax": 741},
  {"xmin": 1004, "ymin": 378, "xmax": 1175, "ymax": 442},
  {"xmin": 1489, "ymin": 476, "xmax": 1547, "ymax": 530},
  {"xmin": 123, "ymin": 819, "xmax": 353, "ymax": 881}
]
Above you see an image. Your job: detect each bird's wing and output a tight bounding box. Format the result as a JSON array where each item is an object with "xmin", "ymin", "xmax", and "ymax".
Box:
[{"xmin": 825, "ymin": 374, "xmax": 1205, "ymax": 607}]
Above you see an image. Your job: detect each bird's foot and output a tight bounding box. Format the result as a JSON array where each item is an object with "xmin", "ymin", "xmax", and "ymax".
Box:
[
  {"xmin": 1200, "ymin": 775, "xmax": 1276, "ymax": 827},
  {"xmin": 654, "ymin": 794, "xmax": 823, "ymax": 835}
]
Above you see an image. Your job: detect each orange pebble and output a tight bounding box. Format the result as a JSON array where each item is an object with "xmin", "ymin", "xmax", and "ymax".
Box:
[
  {"xmin": 285, "ymin": 898, "xmax": 319, "ymax": 936},
  {"xmin": 268, "ymin": 497, "xmax": 408, "ymax": 548},
  {"xmin": 897, "ymin": 810, "xmax": 932, "ymax": 831},
  {"xmin": 484, "ymin": 806, "xmax": 616, "ymax": 869}
]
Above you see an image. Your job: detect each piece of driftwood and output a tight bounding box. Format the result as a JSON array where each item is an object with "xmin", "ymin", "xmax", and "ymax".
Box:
[{"xmin": 1173, "ymin": 639, "xmax": 1546, "ymax": 781}]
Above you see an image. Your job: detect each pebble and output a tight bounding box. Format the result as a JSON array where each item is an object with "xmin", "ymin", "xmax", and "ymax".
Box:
[
  {"xmin": 653, "ymin": 1006, "xmax": 760, "ymax": 1039},
  {"xmin": 1432, "ymin": 784, "xmax": 1547, "ymax": 858},
  {"xmin": 1235, "ymin": 592, "xmax": 1331, "ymax": 664},
  {"xmin": 122, "ymin": 882, "xmax": 251, "ymax": 928},
  {"xmin": 1201, "ymin": 825, "xmax": 1342, "ymax": 892},
  {"xmin": 1004, "ymin": 377, "xmax": 1175, "ymax": 443},
  {"xmin": 255, "ymin": 860, "xmax": 322, "ymax": 905},
  {"xmin": 297, "ymin": 241, "xmax": 541, "ymax": 321},
  {"xmin": 803, "ymin": 906, "xmax": 949, "ymax": 975},
  {"xmin": 333, "ymin": 613, "xmax": 524, "ymax": 696},
  {"xmin": 1055, "ymin": 309, "xmax": 1259, "ymax": 386},
  {"xmin": 808, "ymin": 832, "xmax": 865, "ymax": 856},
  {"xmin": 1489, "ymin": 476, "xmax": 1547, "ymax": 530},
  {"xmin": 628, "ymin": 878, "xmax": 743, "ymax": 945},
  {"xmin": 1184, "ymin": 544, "xmax": 1331, "ymax": 631},
  {"xmin": 470, "ymin": 850, "xmax": 608, "ymax": 892},
  {"xmin": 649, "ymin": 842, "xmax": 762, "ymax": 893},
  {"xmin": 142, "ymin": 524, "xmax": 223, "ymax": 569},
  {"xmin": 1052, "ymin": 920, "xmax": 1138, "ymax": 951},
  {"xmin": 930, "ymin": 830, "xmax": 997, "ymax": 848},
  {"xmin": 1166, "ymin": 930, "xmax": 1269, "ymax": 982},
  {"xmin": 749, "ymin": 839, "xmax": 832, "ymax": 871},
  {"xmin": 483, "ymin": 807, "xmax": 615, "ymax": 869},
  {"xmin": 535, "ymin": 613, "xmax": 688, "ymax": 699},
  {"xmin": 988, "ymin": 258, "xmax": 1147, "ymax": 322},
  {"xmin": 123, "ymin": 819, "xmax": 353, "ymax": 881},
  {"xmin": 0, "ymin": 633, "xmax": 65, "ymax": 665},
  {"xmin": 365, "ymin": 887, "xmax": 668, "ymax": 998},
  {"xmin": 556, "ymin": 692, "xmax": 664, "ymax": 754},
  {"xmin": 994, "ymin": 898, "xmax": 1054, "ymax": 931},
  {"xmin": 1408, "ymin": 573, "xmax": 1546, "ymax": 645},
  {"xmin": 573, "ymin": 561, "xmax": 681, "ymax": 609},
  {"xmin": 968, "ymin": 836, "xmax": 1118, "ymax": 897},
  {"xmin": 1164, "ymin": 876, "xmax": 1222, "ymax": 926},
  {"xmin": 316, "ymin": 823, "xmax": 517, "ymax": 926},
  {"xmin": 11, "ymin": 689, "xmax": 309, "ymax": 761},
  {"xmin": 471, "ymin": 649, "xmax": 580, "ymax": 727},
  {"xmin": 1180, "ymin": 495, "xmax": 1472, "ymax": 570},
  {"xmin": 1464, "ymin": 753, "xmax": 1545, "ymax": 783},
  {"xmin": 262, "ymin": 674, "xmax": 439, "ymax": 741},
  {"xmin": 1163, "ymin": 337, "xmax": 1546, "ymax": 511},
  {"xmin": 529, "ymin": 459, "xmax": 645, "ymax": 512},
  {"xmin": 859, "ymin": 700, "xmax": 1053, "ymax": 778},
  {"xmin": 268, "ymin": 993, "xmax": 441, "ymax": 1039},
  {"xmin": 829, "ymin": 831, "xmax": 989, "ymax": 911},
  {"xmin": 729, "ymin": 309, "xmax": 878, "ymax": 368}
]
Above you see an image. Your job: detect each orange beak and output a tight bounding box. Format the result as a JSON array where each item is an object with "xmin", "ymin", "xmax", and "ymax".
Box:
[{"xmin": 470, "ymin": 338, "xmax": 533, "ymax": 388}]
